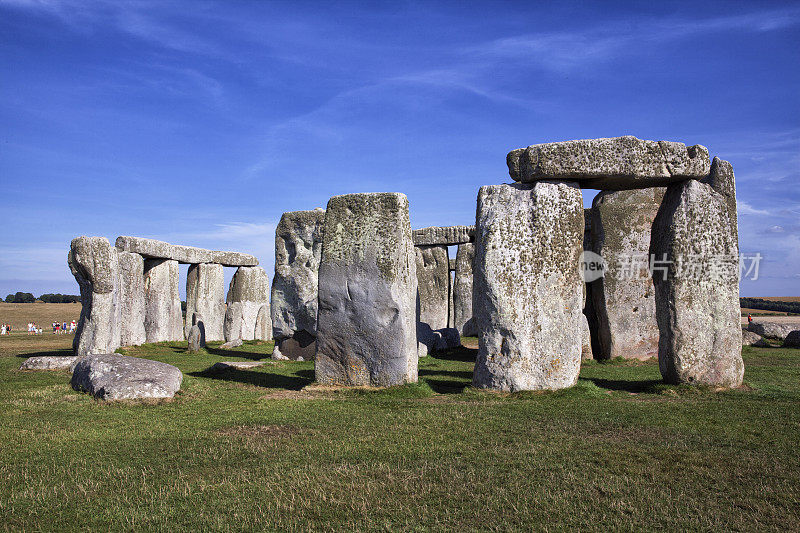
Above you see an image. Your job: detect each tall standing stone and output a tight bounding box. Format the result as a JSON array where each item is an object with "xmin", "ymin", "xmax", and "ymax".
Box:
[
  {"xmin": 472, "ymin": 182, "xmax": 584, "ymax": 391},
  {"xmin": 68, "ymin": 236, "xmax": 121, "ymax": 356},
  {"xmin": 117, "ymin": 251, "xmax": 146, "ymax": 346},
  {"xmin": 271, "ymin": 209, "xmax": 325, "ymax": 360},
  {"xmin": 225, "ymin": 266, "xmax": 271, "ymax": 341},
  {"xmin": 315, "ymin": 193, "xmax": 418, "ymax": 387},
  {"xmin": 591, "ymin": 188, "xmax": 663, "ymax": 360},
  {"xmin": 143, "ymin": 259, "xmax": 183, "ymax": 343},
  {"xmin": 185, "ymin": 263, "xmax": 226, "ymax": 342},
  {"xmin": 452, "ymin": 242, "xmax": 477, "ymax": 337},
  {"xmin": 650, "ymin": 178, "xmax": 743, "ymax": 387},
  {"xmin": 415, "ymin": 245, "xmax": 450, "ymax": 354}
]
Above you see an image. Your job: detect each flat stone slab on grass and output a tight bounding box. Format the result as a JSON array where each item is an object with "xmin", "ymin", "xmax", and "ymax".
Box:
[
  {"xmin": 71, "ymin": 354, "xmax": 182, "ymax": 401},
  {"xmin": 19, "ymin": 356, "xmax": 82, "ymax": 371},
  {"xmin": 210, "ymin": 361, "xmax": 272, "ymax": 372},
  {"xmin": 748, "ymin": 321, "xmax": 800, "ymax": 341},
  {"xmin": 115, "ymin": 236, "xmax": 258, "ymax": 267},
  {"xmin": 507, "ymin": 136, "xmax": 710, "ymax": 190}
]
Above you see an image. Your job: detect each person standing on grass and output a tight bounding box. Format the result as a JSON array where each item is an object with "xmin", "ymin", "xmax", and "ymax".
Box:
[
  {"xmin": 748, "ymin": 313, "xmax": 753, "ymax": 324},
  {"xmin": 27, "ymin": 322, "xmax": 33, "ymax": 335},
  {"xmin": 62, "ymin": 321, "xmax": 67, "ymax": 333},
  {"xmin": 1, "ymin": 324, "xmax": 5, "ymax": 335}
]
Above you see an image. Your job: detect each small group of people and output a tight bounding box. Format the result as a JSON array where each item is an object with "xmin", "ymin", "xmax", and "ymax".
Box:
[
  {"xmin": 52, "ymin": 321, "xmax": 77, "ymax": 334},
  {"xmin": 27, "ymin": 322, "xmax": 42, "ymax": 335},
  {"xmin": 0, "ymin": 324, "xmax": 11, "ymax": 335}
]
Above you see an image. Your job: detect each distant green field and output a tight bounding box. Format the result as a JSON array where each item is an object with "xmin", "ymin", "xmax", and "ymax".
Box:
[{"xmin": 1, "ymin": 336, "xmax": 798, "ymax": 530}]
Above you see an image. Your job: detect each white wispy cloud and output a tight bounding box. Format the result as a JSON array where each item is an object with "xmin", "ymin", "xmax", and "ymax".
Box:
[{"xmin": 738, "ymin": 200, "xmax": 771, "ymax": 216}]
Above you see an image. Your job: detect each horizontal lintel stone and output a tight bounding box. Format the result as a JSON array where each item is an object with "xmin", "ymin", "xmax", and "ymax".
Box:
[
  {"xmin": 507, "ymin": 136, "xmax": 710, "ymax": 190},
  {"xmin": 115, "ymin": 236, "xmax": 258, "ymax": 267},
  {"xmin": 412, "ymin": 225, "xmax": 475, "ymax": 246}
]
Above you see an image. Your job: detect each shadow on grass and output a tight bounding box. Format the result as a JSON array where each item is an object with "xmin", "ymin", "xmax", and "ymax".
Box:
[
  {"xmin": 205, "ymin": 346, "xmax": 271, "ymax": 361},
  {"xmin": 14, "ymin": 349, "xmax": 74, "ymax": 359},
  {"xmin": 419, "ymin": 368, "xmax": 473, "ymax": 394},
  {"xmin": 430, "ymin": 346, "xmax": 478, "ymax": 363},
  {"xmin": 586, "ymin": 378, "xmax": 663, "ymax": 394},
  {"xmin": 189, "ymin": 367, "xmax": 314, "ymax": 390}
]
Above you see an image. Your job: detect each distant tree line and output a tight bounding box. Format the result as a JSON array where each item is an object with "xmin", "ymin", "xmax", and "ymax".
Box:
[
  {"xmin": 4, "ymin": 292, "xmax": 80, "ymax": 303},
  {"xmin": 740, "ymin": 297, "xmax": 800, "ymax": 314}
]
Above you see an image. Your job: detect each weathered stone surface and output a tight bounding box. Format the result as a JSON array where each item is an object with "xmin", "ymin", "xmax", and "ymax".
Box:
[
  {"xmin": 68, "ymin": 236, "xmax": 120, "ymax": 356},
  {"xmin": 448, "ymin": 258, "xmax": 456, "ymax": 271},
  {"xmin": 185, "ymin": 263, "xmax": 225, "ymax": 342},
  {"xmin": 117, "ymin": 251, "xmax": 146, "ymax": 346},
  {"xmin": 650, "ymin": 179, "xmax": 743, "ymax": 387},
  {"xmin": 115, "ymin": 236, "xmax": 258, "ymax": 267},
  {"xmin": 412, "ymin": 225, "xmax": 474, "ymax": 246},
  {"xmin": 226, "ymin": 266, "xmax": 270, "ymax": 341},
  {"xmin": 143, "ymin": 259, "xmax": 184, "ymax": 343},
  {"xmin": 507, "ymin": 136, "xmax": 710, "ymax": 190},
  {"xmin": 416, "ymin": 245, "xmax": 450, "ymax": 337},
  {"xmin": 418, "ymin": 325, "xmax": 461, "ymax": 356},
  {"xmin": 581, "ymin": 314, "xmax": 593, "ymax": 360},
  {"xmin": 748, "ymin": 321, "xmax": 800, "ymax": 340},
  {"xmin": 702, "ymin": 157, "xmax": 738, "ymax": 244},
  {"xmin": 315, "ymin": 193, "xmax": 418, "ymax": 387},
  {"xmin": 742, "ymin": 329, "xmax": 767, "ymax": 347},
  {"xmin": 782, "ymin": 330, "xmax": 800, "ymax": 347},
  {"xmin": 220, "ymin": 338, "xmax": 243, "ymax": 349},
  {"xmin": 19, "ymin": 355, "xmax": 82, "ymax": 371},
  {"xmin": 591, "ymin": 188, "xmax": 663, "ymax": 360},
  {"xmin": 223, "ymin": 301, "xmax": 243, "ymax": 342},
  {"xmin": 271, "ymin": 209, "xmax": 325, "ymax": 359},
  {"xmin": 71, "ymin": 354, "xmax": 182, "ymax": 400},
  {"xmin": 472, "ymin": 181, "xmax": 584, "ymax": 391},
  {"xmin": 210, "ymin": 361, "xmax": 268, "ymax": 372},
  {"xmin": 255, "ymin": 305, "xmax": 270, "ymax": 341},
  {"xmin": 187, "ymin": 324, "xmax": 204, "ymax": 353},
  {"xmin": 453, "ymin": 242, "xmax": 477, "ymax": 337}
]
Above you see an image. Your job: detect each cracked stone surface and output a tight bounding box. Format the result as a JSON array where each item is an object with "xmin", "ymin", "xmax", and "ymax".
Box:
[{"xmin": 507, "ymin": 136, "xmax": 710, "ymax": 190}]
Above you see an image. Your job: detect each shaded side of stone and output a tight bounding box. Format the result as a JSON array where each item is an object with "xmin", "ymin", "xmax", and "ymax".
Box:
[
  {"xmin": 315, "ymin": 193, "xmax": 417, "ymax": 387},
  {"xmin": 453, "ymin": 242, "xmax": 477, "ymax": 337}
]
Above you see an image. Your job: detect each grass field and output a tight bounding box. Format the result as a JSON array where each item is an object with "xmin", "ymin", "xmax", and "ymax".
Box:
[
  {"xmin": 0, "ymin": 302, "xmax": 80, "ymax": 331},
  {"xmin": 1, "ymin": 334, "xmax": 798, "ymax": 530}
]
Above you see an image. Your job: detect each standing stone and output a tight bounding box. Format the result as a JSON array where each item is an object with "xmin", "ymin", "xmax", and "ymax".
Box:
[
  {"xmin": 453, "ymin": 242, "xmax": 477, "ymax": 337},
  {"xmin": 581, "ymin": 314, "xmax": 593, "ymax": 360},
  {"xmin": 225, "ymin": 266, "xmax": 270, "ymax": 341},
  {"xmin": 185, "ymin": 263, "xmax": 226, "ymax": 342},
  {"xmin": 143, "ymin": 259, "xmax": 183, "ymax": 343},
  {"xmin": 68, "ymin": 236, "xmax": 121, "ymax": 356},
  {"xmin": 650, "ymin": 179, "xmax": 743, "ymax": 387},
  {"xmin": 315, "ymin": 193, "xmax": 418, "ymax": 387},
  {"xmin": 223, "ymin": 301, "xmax": 243, "ymax": 343},
  {"xmin": 271, "ymin": 209, "xmax": 325, "ymax": 360},
  {"xmin": 255, "ymin": 305, "xmax": 270, "ymax": 341},
  {"xmin": 591, "ymin": 188, "xmax": 663, "ymax": 360},
  {"xmin": 472, "ymin": 182, "xmax": 584, "ymax": 392},
  {"xmin": 117, "ymin": 251, "xmax": 146, "ymax": 346},
  {"xmin": 187, "ymin": 324, "xmax": 204, "ymax": 353},
  {"xmin": 415, "ymin": 245, "xmax": 450, "ymax": 357}
]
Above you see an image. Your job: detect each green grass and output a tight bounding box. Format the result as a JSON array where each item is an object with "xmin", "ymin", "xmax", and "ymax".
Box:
[{"xmin": 1, "ymin": 337, "xmax": 799, "ymax": 531}]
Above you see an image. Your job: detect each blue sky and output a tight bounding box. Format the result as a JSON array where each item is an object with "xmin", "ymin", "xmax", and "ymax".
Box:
[{"xmin": 1, "ymin": 0, "xmax": 798, "ymax": 297}]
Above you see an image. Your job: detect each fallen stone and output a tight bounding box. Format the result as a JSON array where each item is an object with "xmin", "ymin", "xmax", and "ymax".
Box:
[
  {"xmin": 271, "ymin": 209, "xmax": 325, "ymax": 359},
  {"xmin": 187, "ymin": 324, "xmax": 204, "ymax": 353},
  {"xmin": 742, "ymin": 329, "xmax": 766, "ymax": 347},
  {"xmin": 591, "ymin": 188, "xmax": 663, "ymax": 360},
  {"xmin": 71, "ymin": 354, "xmax": 182, "ymax": 400},
  {"xmin": 507, "ymin": 136, "xmax": 710, "ymax": 190},
  {"xmin": 186, "ymin": 263, "xmax": 226, "ymax": 342},
  {"xmin": 472, "ymin": 181, "xmax": 584, "ymax": 391},
  {"xmin": 19, "ymin": 355, "xmax": 82, "ymax": 371},
  {"xmin": 68, "ymin": 236, "xmax": 121, "ymax": 356},
  {"xmin": 412, "ymin": 225, "xmax": 474, "ymax": 246},
  {"xmin": 747, "ymin": 321, "xmax": 800, "ymax": 341},
  {"xmin": 782, "ymin": 330, "xmax": 800, "ymax": 347},
  {"xmin": 117, "ymin": 251, "xmax": 146, "ymax": 347},
  {"xmin": 415, "ymin": 245, "xmax": 450, "ymax": 335},
  {"xmin": 272, "ymin": 345, "xmax": 289, "ymax": 360},
  {"xmin": 226, "ymin": 266, "xmax": 270, "ymax": 341},
  {"xmin": 143, "ymin": 259, "xmax": 184, "ymax": 343},
  {"xmin": 452, "ymin": 242, "xmax": 477, "ymax": 337},
  {"xmin": 315, "ymin": 193, "xmax": 418, "ymax": 387},
  {"xmin": 220, "ymin": 338, "xmax": 243, "ymax": 349},
  {"xmin": 651, "ymin": 179, "xmax": 743, "ymax": 387},
  {"xmin": 210, "ymin": 361, "xmax": 268, "ymax": 372},
  {"xmin": 115, "ymin": 236, "xmax": 258, "ymax": 267},
  {"xmin": 418, "ymin": 325, "xmax": 462, "ymax": 356}
]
